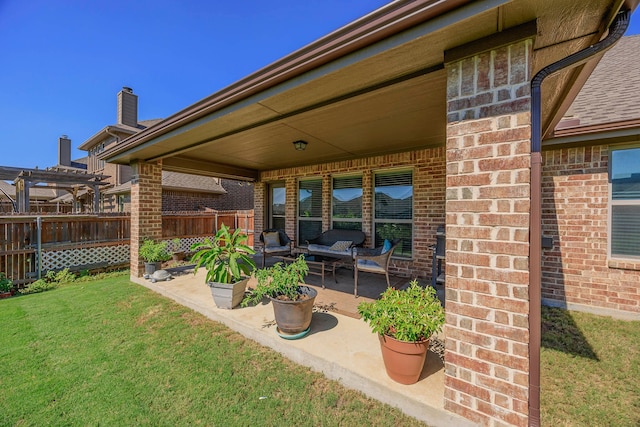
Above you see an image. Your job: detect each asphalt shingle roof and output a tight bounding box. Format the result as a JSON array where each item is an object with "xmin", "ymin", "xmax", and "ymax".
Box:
[
  {"xmin": 565, "ymin": 35, "xmax": 640, "ymax": 127},
  {"xmin": 102, "ymin": 171, "xmax": 226, "ymax": 196}
]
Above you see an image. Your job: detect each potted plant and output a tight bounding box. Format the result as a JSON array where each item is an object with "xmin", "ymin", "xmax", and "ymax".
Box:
[
  {"xmin": 0, "ymin": 272, "xmax": 13, "ymax": 299},
  {"xmin": 242, "ymin": 255, "xmax": 315, "ymax": 338},
  {"xmin": 191, "ymin": 224, "xmax": 256, "ymax": 309},
  {"xmin": 170, "ymin": 238, "xmax": 185, "ymax": 262},
  {"xmin": 139, "ymin": 239, "xmax": 171, "ymax": 275},
  {"xmin": 357, "ymin": 281, "xmax": 445, "ymax": 384}
]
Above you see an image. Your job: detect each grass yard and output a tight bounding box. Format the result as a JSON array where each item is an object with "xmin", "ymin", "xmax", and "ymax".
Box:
[
  {"xmin": 2, "ymin": 274, "xmax": 638, "ymax": 426},
  {"xmin": 541, "ymin": 306, "xmax": 640, "ymax": 426},
  {"xmin": 0, "ymin": 273, "xmax": 424, "ymax": 426}
]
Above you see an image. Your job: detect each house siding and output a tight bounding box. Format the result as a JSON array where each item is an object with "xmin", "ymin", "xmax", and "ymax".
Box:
[
  {"xmin": 257, "ymin": 148, "xmax": 446, "ymax": 280},
  {"xmin": 542, "ymin": 144, "xmax": 640, "ymax": 316}
]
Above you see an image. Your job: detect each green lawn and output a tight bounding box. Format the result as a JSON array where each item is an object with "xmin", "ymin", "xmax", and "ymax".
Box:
[
  {"xmin": 0, "ymin": 274, "xmax": 424, "ymax": 426},
  {"xmin": 541, "ymin": 306, "xmax": 640, "ymax": 426},
  {"xmin": 2, "ymin": 275, "xmax": 638, "ymax": 426}
]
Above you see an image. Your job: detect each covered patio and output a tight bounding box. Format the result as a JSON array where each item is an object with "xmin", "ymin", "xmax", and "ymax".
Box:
[
  {"xmin": 135, "ymin": 260, "xmax": 464, "ymax": 426},
  {"xmin": 102, "ymin": 1, "xmax": 638, "ymax": 425}
]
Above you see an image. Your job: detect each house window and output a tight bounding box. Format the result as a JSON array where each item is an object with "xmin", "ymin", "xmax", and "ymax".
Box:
[
  {"xmin": 298, "ymin": 179, "xmax": 322, "ymax": 245},
  {"xmin": 332, "ymin": 175, "xmax": 362, "ymax": 230},
  {"xmin": 374, "ymin": 170, "xmax": 413, "ymax": 258},
  {"xmin": 610, "ymin": 147, "xmax": 640, "ymax": 259},
  {"xmin": 269, "ymin": 183, "xmax": 286, "ymax": 231}
]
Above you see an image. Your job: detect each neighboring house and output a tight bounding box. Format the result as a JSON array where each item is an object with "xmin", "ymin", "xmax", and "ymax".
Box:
[
  {"xmin": 99, "ymin": 2, "xmax": 638, "ymax": 426},
  {"xmin": 74, "ymin": 87, "xmax": 254, "ymax": 212}
]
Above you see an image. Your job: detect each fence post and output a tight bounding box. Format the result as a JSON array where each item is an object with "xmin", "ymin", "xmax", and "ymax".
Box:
[{"xmin": 36, "ymin": 216, "xmax": 42, "ymax": 279}]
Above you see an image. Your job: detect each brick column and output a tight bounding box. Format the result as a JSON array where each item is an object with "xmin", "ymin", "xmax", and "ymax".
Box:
[
  {"xmin": 285, "ymin": 177, "xmax": 297, "ymax": 243},
  {"xmin": 322, "ymin": 174, "xmax": 331, "ymax": 230},
  {"xmin": 253, "ymin": 181, "xmax": 266, "ymax": 245},
  {"xmin": 130, "ymin": 160, "xmax": 163, "ymax": 277},
  {"xmin": 361, "ymin": 169, "xmax": 372, "ymax": 246},
  {"xmin": 444, "ymin": 40, "xmax": 533, "ymax": 426}
]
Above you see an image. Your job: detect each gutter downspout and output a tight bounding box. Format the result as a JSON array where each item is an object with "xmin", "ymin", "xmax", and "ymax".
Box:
[{"xmin": 528, "ymin": 9, "xmax": 630, "ymax": 427}]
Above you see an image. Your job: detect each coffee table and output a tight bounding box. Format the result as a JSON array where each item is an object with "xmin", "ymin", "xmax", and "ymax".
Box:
[{"xmin": 274, "ymin": 254, "xmax": 340, "ymax": 288}]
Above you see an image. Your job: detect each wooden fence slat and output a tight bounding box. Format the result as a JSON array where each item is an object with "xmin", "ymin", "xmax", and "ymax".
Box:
[{"xmin": 0, "ymin": 210, "xmax": 254, "ymax": 285}]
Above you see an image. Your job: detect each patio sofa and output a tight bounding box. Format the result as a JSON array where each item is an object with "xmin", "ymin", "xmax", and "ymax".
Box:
[{"xmin": 306, "ymin": 229, "xmax": 366, "ymax": 260}]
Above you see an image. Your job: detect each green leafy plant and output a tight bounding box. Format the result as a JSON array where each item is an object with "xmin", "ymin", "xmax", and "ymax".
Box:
[
  {"xmin": 18, "ymin": 279, "xmax": 58, "ymax": 295},
  {"xmin": 241, "ymin": 255, "xmax": 309, "ymax": 306},
  {"xmin": 357, "ymin": 281, "xmax": 445, "ymax": 342},
  {"xmin": 50, "ymin": 268, "xmax": 76, "ymax": 284},
  {"xmin": 139, "ymin": 239, "xmax": 171, "ymax": 263},
  {"xmin": 0, "ymin": 272, "xmax": 13, "ymax": 293},
  {"xmin": 18, "ymin": 268, "xmax": 77, "ymax": 295},
  {"xmin": 191, "ymin": 224, "xmax": 256, "ymax": 284},
  {"xmin": 171, "ymin": 238, "xmax": 182, "ymax": 253}
]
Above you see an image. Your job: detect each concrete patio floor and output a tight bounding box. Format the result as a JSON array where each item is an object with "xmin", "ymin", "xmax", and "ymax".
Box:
[{"xmin": 131, "ymin": 261, "xmax": 471, "ymax": 427}]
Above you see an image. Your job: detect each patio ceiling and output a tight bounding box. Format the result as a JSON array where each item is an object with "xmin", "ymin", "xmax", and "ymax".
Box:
[{"xmin": 102, "ymin": 0, "xmax": 636, "ymax": 180}]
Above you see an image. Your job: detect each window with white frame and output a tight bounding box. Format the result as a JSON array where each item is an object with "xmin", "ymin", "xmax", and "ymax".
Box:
[
  {"xmin": 332, "ymin": 175, "xmax": 362, "ymax": 231},
  {"xmin": 374, "ymin": 170, "xmax": 413, "ymax": 258},
  {"xmin": 610, "ymin": 146, "xmax": 640, "ymax": 259},
  {"xmin": 298, "ymin": 179, "xmax": 322, "ymax": 245}
]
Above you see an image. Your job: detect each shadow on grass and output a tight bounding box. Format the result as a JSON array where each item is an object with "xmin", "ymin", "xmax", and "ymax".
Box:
[{"xmin": 541, "ymin": 306, "xmax": 599, "ymax": 360}]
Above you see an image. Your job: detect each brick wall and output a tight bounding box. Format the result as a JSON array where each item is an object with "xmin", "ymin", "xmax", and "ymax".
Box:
[
  {"xmin": 162, "ymin": 191, "xmax": 223, "ymax": 211},
  {"xmin": 444, "ymin": 39, "xmax": 533, "ymax": 426},
  {"xmin": 130, "ymin": 160, "xmax": 163, "ymax": 276},
  {"xmin": 258, "ymin": 148, "xmax": 446, "ymax": 280},
  {"xmin": 542, "ymin": 145, "xmax": 640, "ymax": 316}
]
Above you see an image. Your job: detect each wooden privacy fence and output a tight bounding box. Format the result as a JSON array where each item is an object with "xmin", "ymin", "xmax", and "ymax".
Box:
[{"xmin": 0, "ymin": 210, "xmax": 254, "ymax": 286}]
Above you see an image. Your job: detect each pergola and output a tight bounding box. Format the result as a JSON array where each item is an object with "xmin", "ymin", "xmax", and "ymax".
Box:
[{"xmin": 0, "ymin": 166, "xmax": 109, "ymax": 213}]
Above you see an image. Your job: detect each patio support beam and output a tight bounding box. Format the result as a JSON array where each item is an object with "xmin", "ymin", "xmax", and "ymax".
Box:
[
  {"xmin": 444, "ymin": 39, "xmax": 534, "ymax": 426},
  {"xmin": 129, "ymin": 159, "xmax": 163, "ymax": 277}
]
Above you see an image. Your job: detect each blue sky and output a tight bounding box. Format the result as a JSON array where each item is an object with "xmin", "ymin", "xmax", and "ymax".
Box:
[{"xmin": 1, "ymin": 1, "xmax": 639, "ymax": 170}]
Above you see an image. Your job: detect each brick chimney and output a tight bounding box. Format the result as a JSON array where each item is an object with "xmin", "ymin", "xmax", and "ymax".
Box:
[
  {"xmin": 58, "ymin": 135, "xmax": 71, "ymax": 167},
  {"xmin": 117, "ymin": 87, "xmax": 138, "ymax": 127}
]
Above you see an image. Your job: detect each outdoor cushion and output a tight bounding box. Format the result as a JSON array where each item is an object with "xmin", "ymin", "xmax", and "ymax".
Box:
[
  {"xmin": 329, "ymin": 240, "xmax": 352, "ymax": 252},
  {"xmin": 264, "ymin": 245, "xmax": 290, "ymax": 253},
  {"xmin": 263, "ymin": 231, "xmax": 281, "ymax": 247},
  {"xmin": 381, "ymin": 239, "xmax": 392, "ymax": 254},
  {"xmin": 307, "ymin": 243, "xmax": 354, "ymax": 259},
  {"xmin": 356, "ymin": 259, "xmax": 385, "ymax": 273}
]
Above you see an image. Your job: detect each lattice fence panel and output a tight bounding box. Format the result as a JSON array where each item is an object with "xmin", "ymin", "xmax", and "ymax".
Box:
[
  {"xmin": 163, "ymin": 236, "xmax": 215, "ymax": 252},
  {"xmin": 41, "ymin": 245, "xmax": 130, "ymax": 271}
]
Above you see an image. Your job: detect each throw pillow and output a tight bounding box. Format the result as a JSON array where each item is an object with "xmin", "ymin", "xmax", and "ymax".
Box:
[
  {"xmin": 381, "ymin": 239, "xmax": 392, "ymax": 254},
  {"xmin": 263, "ymin": 231, "xmax": 281, "ymax": 247},
  {"xmin": 329, "ymin": 240, "xmax": 352, "ymax": 252}
]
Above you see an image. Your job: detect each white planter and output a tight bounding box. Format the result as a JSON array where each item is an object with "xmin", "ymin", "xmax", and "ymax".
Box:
[{"xmin": 209, "ymin": 277, "xmax": 250, "ymax": 309}]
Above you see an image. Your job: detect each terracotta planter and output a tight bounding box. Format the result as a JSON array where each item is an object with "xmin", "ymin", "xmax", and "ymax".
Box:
[
  {"xmin": 378, "ymin": 334, "xmax": 429, "ymax": 385},
  {"xmin": 270, "ymin": 285, "xmax": 317, "ymax": 335},
  {"xmin": 209, "ymin": 278, "xmax": 250, "ymax": 309},
  {"xmin": 172, "ymin": 251, "xmax": 185, "ymax": 262}
]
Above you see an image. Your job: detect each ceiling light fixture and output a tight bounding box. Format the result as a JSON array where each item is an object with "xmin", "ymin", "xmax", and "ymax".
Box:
[{"xmin": 292, "ymin": 140, "xmax": 308, "ymax": 151}]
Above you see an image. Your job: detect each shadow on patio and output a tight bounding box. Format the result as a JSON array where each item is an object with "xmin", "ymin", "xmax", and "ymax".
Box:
[{"xmin": 131, "ymin": 258, "xmax": 468, "ymax": 427}]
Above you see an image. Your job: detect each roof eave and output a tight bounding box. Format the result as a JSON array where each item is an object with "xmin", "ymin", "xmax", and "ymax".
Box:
[
  {"xmin": 101, "ymin": 0, "xmax": 478, "ymax": 162},
  {"xmin": 544, "ymin": 119, "xmax": 640, "ymax": 148},
  {"xmin": 78, "ymin": 126, "xmax": 136, "ymax": 150}
]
